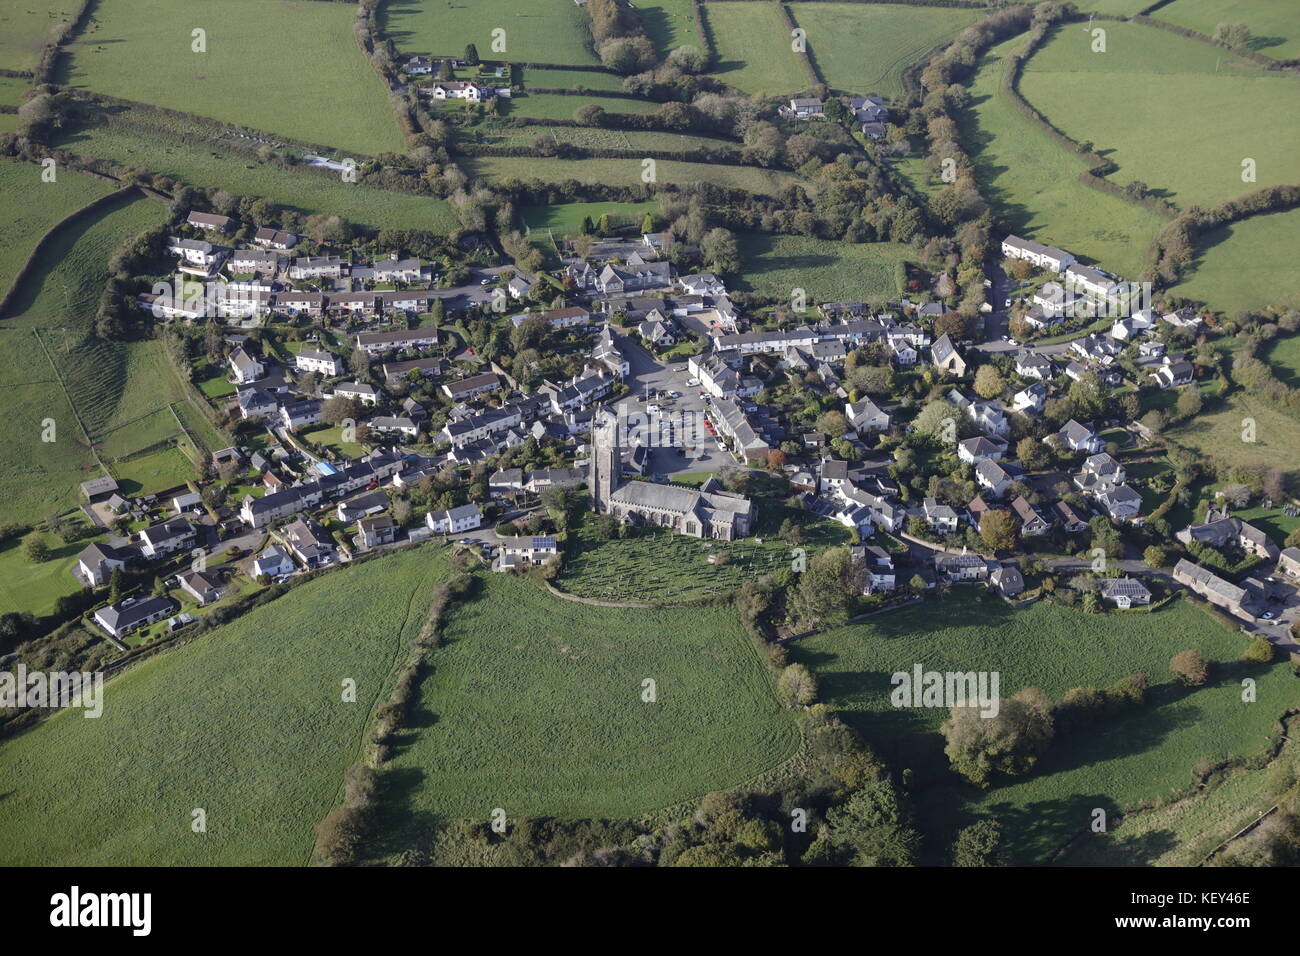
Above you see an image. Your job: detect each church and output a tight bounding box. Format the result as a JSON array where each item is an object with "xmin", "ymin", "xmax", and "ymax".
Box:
[{"xmin": 589, "ymin": 410, "xmax": 754, "ymax": 541}]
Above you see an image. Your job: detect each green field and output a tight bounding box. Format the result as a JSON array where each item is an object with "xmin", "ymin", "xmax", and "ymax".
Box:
[
  {"xmin": 55, "ymin": 113, "xmax": 457, "ymax": 234},
  {"xmin": 0, "ymin": 546, "xmax": 448, "ymax": 866},
  {"xmin": 1263, "ymin": 328, "xmax": 1300, "ymax": 390},
  {"xmin": 1020, "ymin": 22, "xmax": 1300, "ymax": 210},
  {"xmin": 497, "ymin": 91, "xmax": 661, "ymax": 120},
  {"xmin": 522, "ymin": 200, "xmax": 657, "ymax": 238},
  {"xmin": 0, "ymin": 72, "xmax": 33, "ymax": 108},
  {"xmin": 1156, "ymin": 0, "xmax": 1300, "ymax": 62},
  {"xmin": 732, "ymin": 232, "xmax": 910, "ymax": 302},
  {"xmin": 0, "ymin": 0, "xmax": 73, "ymax": 71},
  {"xmin": 1172, "ymin": 208, "xmax": 1300, "ymax": 313},
  {"xmin": 0, "ymin": 158, "xmax": 117, "ymax": 297},
  {"xmin": 381, "ymin": 0, "xmax": 598, "ymax": 65},
  {"xmin": 638, "ymin": 0, "xmax": 702, "ymax": 57},
  {"xmin": 792, "ymin": 592, "xmax": 1298, "ymax": 863},
  {"xmin": 704, "ymin": 2, "xmax": 810, "ymax": 96},
  {"xmin": 792, "ymin": 2, "xmax": 982, "ymax": 99},
  {"xmin": 463, "ymin": 154, "xmax": 808, "ymax": 197},
  {"xmin": 58, "ymin": 0, "xmax": 405, "ymax": 155},
  {"xmin": 961, "ymin": 34, "xmax": 1166, "ymax": 278},
  {"xmin": 374, "ymin": 570, "xmax": 800, "ymax": 844},
  {"xmin": 524, "ymin": 67, "xmax": 626, "ymax": 91},
  {"xmin": 0, "ymin": 530, "xmax": 94, "ymax": 618},
  {"xmin": 1169, "ymin": 391, "xmax": 1300, "ymax": 483}
]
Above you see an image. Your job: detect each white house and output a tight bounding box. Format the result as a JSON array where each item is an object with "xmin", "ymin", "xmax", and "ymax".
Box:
[
  {"xmin": 426, "ymin": 503, "xmax": 482, "ymax": 535},
  {"xmin": 1001, "ymin": 235, "xmax": 1076, "ymax": 273},
  {"xmin": 296, "ymin": 349, "xmax": 344, "ymax": 377}
]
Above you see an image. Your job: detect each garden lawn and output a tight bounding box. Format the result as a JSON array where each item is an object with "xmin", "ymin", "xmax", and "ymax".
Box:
[
  {"xmin": 381, "ymin": 0, "xmax": 598, "ymax": 65},
  {"xmin": 522, "ymin": 200, "xmax": 657, "ymax": 238},
  {"xmin": 0, "ymin": 532, "xmax": 96, "ymax": 619},
  {"xmin": 497, "ymin": 91, "xmax": 660, "ymax": 120},
  {"xmin": 704, "ymin": 2, "xmax": 810, "ymax": 96},
  {"xmin": 1172, "ymin": 208, "xmax": 1300, "ymax": 314},
  {"xmin": 372, "ymin": 570, "xmax": 800, "ymax": 847},
  {"xmin": 791, "ymin": 2, "xmax": 982, "ymax": 100},
  {"xmin": 733, "ymin": 232, "xmax": 911, "ymax": 302},
  {"xmin": 1155, "ymin": 0, "xmax": 1300, "ymax": 62},
  {"xmin": 1020, "ymin": 22, "xmax": 1300, "ymax": 210},
  {"xmin": 960, "ymin": 34, "xmax": 1166, "ymax": 278},
  {"xmin": 58, "ymin": 0, "xmax": 406, "ymax": 155},
  {"xmin": 792, "ymin": 592, "xmax": 1298, "ymax": 863},
  {"xmin": 0, "ymin": 545, "xmax": 449, "ymax": 866}
]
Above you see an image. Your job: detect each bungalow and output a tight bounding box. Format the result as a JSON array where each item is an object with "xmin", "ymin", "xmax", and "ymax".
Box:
[
  {"xmin": 789, "ymin": 97, "xmax": 823, "ymax": 118},
  {"xmin": 1053, "ymin": 499, "xmax": 1089, "ymax": 534},
  {"xmin": 138, "ymin": 517, "xmax": 196, "ymax": 559},
  {"xmin": 368, "ymin": 415, "xmax": 420, "ymax": 440},
  {"xmin": 279, "ymin": 516, "xmax": 337, "ymax": 569},
  {"xmin": 296, "ymin": 348, "xmax": 344, "ymax": 377},
  {"xmin": 186, "ymin": 210, "xmax": 236, "ymax": 233},
  {"xmin": 179, "ymin": 570, "xmax": 225, "ymax": 606},
  {"xmin": 384, "ymin": 356, "xmax": 449, "ymax": 383},
  {"xmin": 356, "ymin": 514, "xmax": 398, "ymax": 549},
  {"xmin": 1001, "ymin": 235, "xmax": 1076, "ymax": 273},
  {"xmin": 337, "ymin": 488, "xmax": 390, "ymax": 524},
  {"xmin": 426, "ymin": 503, "xmax": 482, "ymax": 535},
  {"xmin": 1099, "ymin": 577, "xmax": 1152, "ymax": 609},
  {"xmin": 355, "ymin": 327, "xmax": 439, "ymax": 355},
  {"xmin": 228, "ymin": 346, "xmax": 264, "ymax": 385},
  {"xmin": 94, "ymin": 596, "xmax": 178, "ymax": 639},
  {"xmin": 404, "ymin": 55, "xmax": 434, "ymax": 74}
]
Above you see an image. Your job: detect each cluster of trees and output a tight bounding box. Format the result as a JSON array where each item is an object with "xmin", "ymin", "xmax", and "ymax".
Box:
[{"xmin": 587, "ymin": 0, "xmax": 656, "ymax": 74}]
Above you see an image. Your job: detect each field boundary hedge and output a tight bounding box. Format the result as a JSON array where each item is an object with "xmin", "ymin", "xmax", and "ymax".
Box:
[
  {"xmin": 1130, "ymin": 14, "xmax": 1292, "ymax": 70},
  {"xmin": 692, "ymin": 0, "xmax": 715, "ymax": 68},
  {"xmin": 0, "ymin": 182, "xmax": 136, "ymax": 319},
  {"xmin": 776, "ymin": 1, "xmax": 822, "ymax": 89}
]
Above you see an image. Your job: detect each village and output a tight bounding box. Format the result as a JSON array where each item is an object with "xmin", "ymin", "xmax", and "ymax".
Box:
[{"xmin": 51, "ymin": 207, "xmax": 1298, "ymax": 654}]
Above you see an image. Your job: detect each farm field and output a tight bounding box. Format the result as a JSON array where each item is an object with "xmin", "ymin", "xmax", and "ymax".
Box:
[
  {"xmin": 1155, "ymin": 0, "xmax": 1300, "ymax": 62},
  {"xmin": 55, "ymin": 115, "xmax": 458, "ymax": 234},
  {"xmin": 960, "ymin": 34, "xmax": 1165, "ymax": 278},
  {"xmin": 0, "ymin": 545, "xmax": 449, "ymax": 866},
  {"xmin": 791, "ymin": 2, "xmax": 982, "ymax": 100},
  {"xmin": 0, "ymin": 0, "xmax": 71, "ymax": 71},
  {"xmin": 498, "ymin": 91, "xmax": 661, "ymax": 120},
  {"xmin": 556, "ymin": 505, "xmax": 850, "ymax": 603},
  {"xmin": 57, "ymin": 0, "xmax": 406, "ymax": 155},
  {"xmin": 477, "ymin": 123, "xmax": 735, "ymax": 155},
  {"xmin": 461, "ymin": 154, "xmax": 808, "ymax": 197},
  {"xmin": 522, "ymin": 200, "xmax": 658, "ymax": 238},
  {"xmin": 372, "ymin": 570, "xmax": 800, "ymax": 847},
  {"xmin": 0, "ymin": 531, "xmax": 96, "ymax": 619},
  {"xmin": 380, "ymin": 0, "xmax": 598, "ymax": 66},
  {"xmin": 638, "ymin": 0, "xmax": 702, "ymax": 57},
  {"xmin": 1171, "ymin": 208, "xmax": 1300, "ymax": 313},
  {"xmin": 523, "ymin": 67, "xmax": 626, "ymax": 92},
  {"xmin": 1020, "ymin": 22, "xmax": 1300, "ymax": 209},
  {"xmin": 0, "ymin": 72, "xmax": 32, "ymax": 108},
  {"xmin": 1169, "ymin": 391, "xmax": 1300, "ymax": 483},
  {"xmin": 732, "ymin": 232, "xmax": 910, "ymax": 302},
  {"xmin": 1263, "ymin": 328, "xmax": 1300, "ymax": 390},
  {"xmin": 0, "ymin": 158, "xmax": 117, "ymax": 298},
  {"xmin": 703, "ymin": 2, "xmax": 810, "ymax": 96},
  {"xmin": 791, "ymin": 592, "xmax": 1298, "ymax": 863}
]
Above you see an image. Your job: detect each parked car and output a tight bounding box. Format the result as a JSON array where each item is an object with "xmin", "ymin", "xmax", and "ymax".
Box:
[{"xmin": 686, "ymin": 378, "xmax": 699, "ymax": 387}]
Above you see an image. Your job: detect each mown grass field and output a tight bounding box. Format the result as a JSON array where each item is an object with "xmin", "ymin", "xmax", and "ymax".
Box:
[
  {"xmin": 0, "ymin": 530, "xmax": 96, "ymax": 618},
  {"xmin": 522, "ymin": 200, "xmax": 657, "ymax": 238},
  {"xmin": 792, "ymin": 592, "xmax": 1298, "ymax": 864},
  {"xmin": 960, "ymin": 34, "xmax": 1165, "ymax": 278},
  {"xmin": 638, "ymin": 0, "xmax": 702, "ymax": 58},
  {"xmin": 0, "ymin": 158, "xmax": 116, "ymax": 297},
  {"xmin": 0, "ymin": 546, "xmax": 448, "ymax": 866},
  {"xmin": 461, "ymin": 154, "xmax": 807, "ymax": 197},
  {"xmin": 373, "ymin": 570, "xmax": 800, "ymax": 845},
  {"xmin": 1155, "ymin": 0, "xmax": 1300, "ymax": 62},
  {"xmin": 1263, "ymin": 328, "xmax": 1300, "ymax": 389},
  {"xmin": 792, "ymin": 2, "xmax": 982, "ymax": 99},
  {"xmin": 497, "ymin": 91, "xmax": 661, "ymax": 120},
  {"xmin": 58, "ymin": 0, "xmax": 405, "ymax": 155},
  {"xmin": 524, "ymin": 67, "xmax": 626, "ymax": 92},
  {"xmin": 55, "ymin": 114, "xmax": 457, "ymax": 233},
  {"xmin": 1172, "ymin": 208, "xmax": 1300, "ymax": 313},
  {"xmin": 732, "ymin": 232, "xmax": 910, "ymax": 302},
  {"xmin": 0, "ymin": 0, "xmax": 72, "ymax": 71},
  {"xmin": 556, "ymin": 504, "xmax": 850, "ymax": 603},
  {"xmin": 381, "ymin": 0, "xmax": 598, "ymax": 65},
  {"xmin": 1020, "ymin": 22, "xmax": 1300, "ymax": 210},
  {"xmin": 704, "ymin": 2, "xmax": 811, "ymax": 96}
]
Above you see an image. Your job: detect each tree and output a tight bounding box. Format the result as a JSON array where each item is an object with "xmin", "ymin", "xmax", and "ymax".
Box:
[
  {"xmin": 1016, "ymin": 436, "xmax": 1051, "ymax": 471},
  {"xmin": 348, "ymin": 347, "xmax": 370, "ymax": 378},
  {"xmin": 908, "ymin": 574, "xmax": 927, "ymax": 596},
  {"xmin": 777, "ymin": 663, "xmax": 818, "ymax": 707},
  {"xmin": 1170, "ymin": 649, "xmax": 1209, "ymax": 687},
  {"xmin": 22, "ymin": 533, "xmax": 50, "ymax": 564},
  {"xmin": 979, "ymin": 509, "xmax": 1018, "ymax": 552},
  {"xmin": 640, "ymin": 212, "xmax": 655, "ymax": 235},
  {"xmin": 1175, "ymin": 386, "xmax": 1203, "ymax": 420},
  {"xmin": 108, "ymin": 567, "xmax": 123, "ymax": 604},
  {"xmin": 941, "ymin": 687, "xmax": 1055, "ymax": 788},
  {"xmin": 951, "ymin": 819, "xmax": 1006, "ymax": 867},
  {"xmin": 973, "ymin": 364, "xmax": 1005, "ymax": 399},
  {"xmin": 912, "ymin": 400, "xmax": 959, "ymax": 442},
  {"xmin": 1143, "ymin": 545, "xmax": 1167, "ymax": 568},
  {"xmin": 1243, "ymin": 636, "xmax": 1275, "ymax": 664},
  {"xmin": 700, "ymin": 228, "xmax": 740, "ymax": 275},
  {"xmin": 463, "ymin": 43, "xmax": 480, "ymax": 65},
  {"xmin": 814, "ymin": 778, "xmax": 919, "ymax": 867},
  {"xmin": 1212, "ymin": 22, "xmax": 1250, "ymax": 47},
  {"xmin": 816, "ymin": 410, "xmax": 849, "ymax": 439},
  {"xmin": 788, "ymin": 547, "xmax": 856, "ymax": 628},
  {"xmin": 321, "ymin": 396, "xmax": 360, "ymax": 426}
]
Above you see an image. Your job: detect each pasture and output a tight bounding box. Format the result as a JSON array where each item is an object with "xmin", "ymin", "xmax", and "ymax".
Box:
[
  {"xmin": 732, "ymin": 232, "xmax": 911, "ymax": 302},
  {"xmin": 521, "ymin": 200, "xmax": 658, "ymax": 238},
  {"xmin": 1172, "ymin": 208, "xmax": 1300, "ymax": 314},
  {"xmin": 58, "ymin": 0, "xmax": 406, "ymax": 155},
  {"xmin": 1020, "ymin": 22, "xmax": 1300, "ymax": 209},
  {"xmin": 0, "ymin": 158, "xmax": 116, "ymax": 298},
  {"xmin": 381, "ymin": 0, "xmax": 598, "ymax": 66},
  {"xmin": 0, "ymin": 529, "xmax": 96, "ymax": 619},
  {"xmin": 792, "ymin": 592, "xmax": 1296, "ymax": 863},
  {"xmin": 1263, "ymin": 328, "xmax": 1300, "ymax": 390},
  {"xmin": 461, "ymin": 154, "xmax": 808, "ymax": 197},
  {"xmin": 0, "ymin": 546, "xmax": 449, "ymax": 866},
  {"xmin": 524, "ymin": 67, "xmax": 626, "ymax": 91},
  {"xmin": 960, "ymin": 34, "xmax": 1165, "ymax": 278},
  {"xmin": 703, "ymin": 2, "xmax": 811, "ymax": 96},
  {"xmin": 55, "ymin": 113, "xmax": 458, "ymax": 234},
  {"xmin": 372, "ymin": 570, "xmax": 800, "ymax": 844},
  {"xmin": 1155, "ymin": 0, "xmax": 1300, "ymax": 62},
  {"xmin": 1169, "ymin": 391, "xmax": 1300, "ymax": 483},
  {"xmin": 638, "ymin": 0, "xmax": 702, "ymax": 57},
  {"xmin": 791, "ymin": 2, "xmax": 982, "ymax": 100},
  {"xmin": 497, "ymin": 91, "xmax": 660, "ymax": 120},
  {"xmin": 0, "ymin": 0, "xmax": 72, "ymax": 71}
]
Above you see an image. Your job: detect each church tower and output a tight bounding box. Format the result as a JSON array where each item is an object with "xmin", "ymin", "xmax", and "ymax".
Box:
[{"xmin": 590, "ymin": 409, "xmax": 622, "ymax": 513}]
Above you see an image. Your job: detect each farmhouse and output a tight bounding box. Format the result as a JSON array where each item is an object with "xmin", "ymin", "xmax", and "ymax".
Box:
[{"xmin": 1174, "ymin": 559, "xmax": 1259, "ymax": 621}]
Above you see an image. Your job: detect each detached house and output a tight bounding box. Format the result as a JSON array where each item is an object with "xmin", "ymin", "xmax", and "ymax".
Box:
[
  {"xmin": 1099, "ymin": 577, "xmax": 1152, "ymax": 608},
  {"xmin": 94, "ymin": 596, "xmax": 178, "ymax": 639},
  {"xmin": 1011, "ymin": 495, "xmax": 1051, "ymax": 536},
  {"xmin": 934, "ymin": 552, "xmax": 989, "ymax": 582},
  {"xmin": 922, "ymin": 497, "xmax": 961, "ymax": 534},
  {"xmin": 845, "ymin": 397, "xmax": 890, "ymax": 435},
  {"xmin": 789, "ymin": 97, "xmax": 823, "ymax": 119},
  {"xmin": 426, "ymin": 503, "xmax": 482, "ymax": 535},
  {"xmin": 931, "ymin": 334, "xmax": 967, "ymax": 376},
  {"xmin": 228, "ymin": 346, "xmax": 264, "ymax": 385},
  {"xmin": 73, "ymin": 542, "xmax": 136, "ymax": 587},
  {"xmin": 186, "ymin": 210, "xmax": 236, "ymax": 233},
  {"xmin": 280, "ymin": 516, "xmax": 337, "ymax": 569},
  {"xmin": 1054, "ymin": 419, "xmax": 1104, "ymax": 455},
  {"xmin": 138, "ymin": 517, "xmax": 196, "ymax": 559},
  {"xmin": 296, "ymin": 348, "xmax": 344, "ymax": 377}
]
